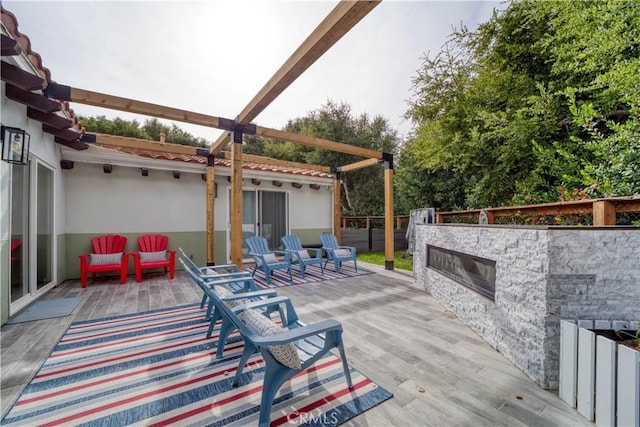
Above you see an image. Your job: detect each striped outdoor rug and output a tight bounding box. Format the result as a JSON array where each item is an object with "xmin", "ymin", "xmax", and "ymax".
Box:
[
  {"xmin": 2, "ymin": 304, "xmax": 392, "ymax": 426},
  {"xmin": 248, "ymin": 264, "xmax": 373, "ymax": 289}
]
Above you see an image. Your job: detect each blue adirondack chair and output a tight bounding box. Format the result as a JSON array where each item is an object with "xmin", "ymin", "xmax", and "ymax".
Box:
[
  {"xmin": 281, "ymin": 234, "xmax": 324, "ymax": 279},
  {"xmin": 179, "ymin": 259, "xmax": 281, "ymax": 355},
  {"xmin": 245, "ymin": 236, "xmax": 292, "ymax": 285},
  {"xmin": 320, "ymin": 232, "xmax": 358, "ymax": 272},
  {"xmin": 178, "ymin": 248, "xmax": 268, "ymax": 321},
  {"xmin": 181, "ymin": 258, "xmax": 353, "ymax": 427}
]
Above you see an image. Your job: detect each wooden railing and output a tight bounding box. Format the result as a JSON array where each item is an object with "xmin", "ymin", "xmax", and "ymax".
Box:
[
  {"xmin": 436, "ymin": 196, "xmax": 640, "ymax": 226},
  {"xmin": 341, "ymin": 215, "xmax": 410, "ymax": 230}
]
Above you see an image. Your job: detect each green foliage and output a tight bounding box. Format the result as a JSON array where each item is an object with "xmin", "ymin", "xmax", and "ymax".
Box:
[
  {"xmin": 272, "ymin": 101, "xmax": 399, "ymax": 216},
  {"xmin": 80, "ymin": 116, "xmax": 208, "ymax": 147},
  {"xmin": 399, "ymin": 0, "xmax": 640, "ymax": 211}
]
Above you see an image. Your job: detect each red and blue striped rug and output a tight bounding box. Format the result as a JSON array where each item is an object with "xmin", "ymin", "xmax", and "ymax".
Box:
[
  {"xmin": 2, "ymin": 304, "xmax": 392, "ymax": 426},
  {"xmin": 248, "ymin": 264, "xmax": 373, "ymax": 289}
]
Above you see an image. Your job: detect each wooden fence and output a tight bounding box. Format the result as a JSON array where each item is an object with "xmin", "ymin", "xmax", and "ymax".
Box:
[
  {"xmin": 339, "ymin": 196, "xmax": 639, "ymax": 252},
  {"xmin": 340, "ymin": 215, "xmax": 409, "ymax": 253},
  {"xmin": 435, "ymin": 196, "xmax": 640, "ymax": 226}
]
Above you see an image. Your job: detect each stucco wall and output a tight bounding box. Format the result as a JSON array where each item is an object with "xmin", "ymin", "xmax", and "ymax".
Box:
[
  {"xmin": 63, "ymin": 162, "xmax": 333, "ymax": 270},
  {"xmin": 415, "ymin": 224, "xmax": 640, "ymax": 389}
]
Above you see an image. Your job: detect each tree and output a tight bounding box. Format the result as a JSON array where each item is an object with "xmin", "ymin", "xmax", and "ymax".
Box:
[
  {"xmin": 80, "ymin": 116, "xmax": 208, "ymax": 147},
  {"xmin": 399, "ymin": 0, "xmax": 640, "ymax": 212},
  {"xmin": 257, "ymin": 101, "xmax": 400, "ymax": 215}
]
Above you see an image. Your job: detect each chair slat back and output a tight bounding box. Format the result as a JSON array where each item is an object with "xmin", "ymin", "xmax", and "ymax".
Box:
[
  {"xmin": 91, "ymin": 235, "xmax": 127, "ymax": 254},
  {"xmin": 246, "ymin": 236, "xmax": 271, "ymax": 255},
  {"xmin": 178, "ymin": 247, "xmax": 199, "ymax": 271},
  {"xmin": 180, "ymin": 259, "xmax": 253, "ymax": 336},
  {"xmin": 320, "ymin": 233, "xmax": 339, "ymax": 249},
  {"xmin": 138, "ymin": 234, "xmax": 168, "ymax": 252},
  {"xmin": 281, "ymin": 235, "xmax": 303, "ymax": 252}
]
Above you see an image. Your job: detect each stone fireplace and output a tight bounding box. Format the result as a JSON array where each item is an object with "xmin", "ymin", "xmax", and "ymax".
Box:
[{"xmin": 414, "ymin": 224, "xmax": 640, "ymax": 389}]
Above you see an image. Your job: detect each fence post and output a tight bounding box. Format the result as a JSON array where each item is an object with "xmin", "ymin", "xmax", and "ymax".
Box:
[{"xmin": 593, "ymin": 200, "xmax": 616, "ymax": 225}]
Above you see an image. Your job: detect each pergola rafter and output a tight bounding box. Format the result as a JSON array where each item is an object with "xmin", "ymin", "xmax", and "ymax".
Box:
[
  {"xmin": 208, "ymin": 0, "xmax": 381, "ymax": 154},
  {"xmin": 86, "ymin": 133, "xmax": 334, "ymax": 174},
  {"xmin": 41, "ymin": 0, "xmax": 396, "ymax": 269}
]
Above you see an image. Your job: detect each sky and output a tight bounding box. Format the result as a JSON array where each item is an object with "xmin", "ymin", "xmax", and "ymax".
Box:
[{"xmin": 4, "ymin": 1, "xmax": 503, "ymax": 143}]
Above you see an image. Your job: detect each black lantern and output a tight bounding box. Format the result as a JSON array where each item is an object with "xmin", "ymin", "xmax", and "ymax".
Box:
[{"xmin": 1, "ymin": 126, "xmax": 30, "ymax": 165}]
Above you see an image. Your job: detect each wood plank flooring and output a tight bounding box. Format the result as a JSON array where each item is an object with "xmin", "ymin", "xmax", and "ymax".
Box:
[{"xmin": 0, "ymin": 265, "xmax": 591, "ymax": 426}]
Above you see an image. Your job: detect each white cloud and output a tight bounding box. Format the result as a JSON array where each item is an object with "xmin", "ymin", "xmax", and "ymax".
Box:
[{"xmin": 4, "ymin": 1, "xmax": 501, "ymax": 142}]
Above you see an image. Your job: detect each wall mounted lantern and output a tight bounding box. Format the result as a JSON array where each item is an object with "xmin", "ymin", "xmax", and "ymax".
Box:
[{"xmin": 1, "ymin": 125, "xmax": 30, "ymax": 165}]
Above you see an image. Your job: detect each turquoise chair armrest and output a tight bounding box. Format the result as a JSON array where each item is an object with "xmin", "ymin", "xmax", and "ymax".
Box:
[
  {"xmin": 250, "ymin": 319, "xmax": 343, "ymax": 346},
  {"xmin": 220, "ymin": 289, "xmax": 277, "ymax": 301},
  {"xmin": 198, "ymin": 264, "xmax": 241, "ymax": 273},
  {"xmin": 202, "ymin": 271, "xmax": 251, "ymax": 281}
]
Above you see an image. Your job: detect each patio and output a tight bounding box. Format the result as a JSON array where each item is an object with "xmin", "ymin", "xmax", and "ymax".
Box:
[{"xmin": 0, "ymin": 264, "xmax": 589, "ymax": 426}]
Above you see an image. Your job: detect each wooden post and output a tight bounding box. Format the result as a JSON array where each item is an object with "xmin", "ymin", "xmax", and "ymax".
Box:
[
  {"xmin": 396, "ymin": 216, "xmax": 401, "ymax": 230},
  {"xmin": 230, "ymin": 132, "xmax": 244, "ymax": 268},
  {"xmin": 206, "ymin": 157, "xmax": 215, "ymax": 265},
  {"xmin": 593, "ymin": 200, "xmax": 615, "ymax": 225},
  {"xmin": 333, "ymin": 172, "xmax": 342, "ymax": 243},
  {"xmin": 486, "ymin": 210, "xmax": 495, "ymax": 224},
  {"xmin": 384, "ymin": 154, "xmax": 394, "ymax": 270}
]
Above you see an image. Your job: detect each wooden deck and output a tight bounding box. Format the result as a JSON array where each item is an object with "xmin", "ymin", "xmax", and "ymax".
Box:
[{"xmin": 0, "ymin": 265, "xmax": 590, "ymax": 426}]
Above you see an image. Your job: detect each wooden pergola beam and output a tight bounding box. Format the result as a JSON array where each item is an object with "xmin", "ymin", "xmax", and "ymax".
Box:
[
  {"xmin": 256, "ymin": 126, "xmax": 382, "ymax": 159},
  {"xmin": 44, "ymin": 84, "xmax": 224, "ymax": 130},
  {"xmin": 45, "ymin": 83, "xmax": 375, "ymax": 160},
  {"xmin": 91, "ymin": 133, "xmax": 203, "ymax": 156},
  {"xmin": 218, "ymin": 151, "xmax": 331, "ymax": 173},
  {"xmin": 90, "ymin": 134, "xmax": 335, "ymax": 176},
  {"xmin": 209, "ymin": 0, "xmax": 380, "ymax": 154},
  {"xmin": 340, "ymin": 157, "xmax": 380, "ymax": 173}
]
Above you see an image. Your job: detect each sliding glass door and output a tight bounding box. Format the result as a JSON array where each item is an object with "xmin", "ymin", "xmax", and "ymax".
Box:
[
  {"xmin": 259, "ymin": 191, "xmax": 287, "ymax": 250},
  {"xmin": 9, "ymin": 159, "xmax": 55, "ymax": 308},
  {"xmin": 232, "ymin": 189, "xmax": 289, "ymax": 258}
]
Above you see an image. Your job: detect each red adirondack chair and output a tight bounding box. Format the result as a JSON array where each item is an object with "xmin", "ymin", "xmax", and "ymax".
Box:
[
  {"xmin": 133, "ymin": 234, "xmax": 176, "ymax": 282},
  {"xmin": 78, "ymin": 235, "xmax": 129, "ymax": 288}
]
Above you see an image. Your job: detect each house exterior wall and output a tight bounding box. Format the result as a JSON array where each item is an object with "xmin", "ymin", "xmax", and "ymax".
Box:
[
  {"xmin": 63, "ymin": 161, "xmax": 333, "ymax": 277},
  {"xmin": 414, "ymin": 224, "xmax": 640, "ymax": 390},
  {"xmin": 290, "ymin": 187, "xmax": 332, "ymax": 246},
  {"xmin": 1, "ymin": 81, "xmax": 66, "ymax": 323}
]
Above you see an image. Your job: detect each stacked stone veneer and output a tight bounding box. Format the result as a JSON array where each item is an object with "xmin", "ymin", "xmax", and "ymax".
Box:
[{"xmin": 414, "ymin": 224, "xmax": 640, "ymax": 389}]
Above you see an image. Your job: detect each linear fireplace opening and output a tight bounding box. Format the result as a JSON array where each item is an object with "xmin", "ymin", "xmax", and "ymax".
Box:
[{"xmin": 426, "ymin": 244, "xmax": 496, "ymax": 300}]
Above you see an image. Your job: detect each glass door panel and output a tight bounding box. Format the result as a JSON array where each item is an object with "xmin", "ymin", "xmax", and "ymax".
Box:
[
  {"xmin": 259, "ymin": 191, "xmax": 287, "ymax": 250},
  {"xmin": 10, "ymin": 162, "xmax": 29, "ymax": 303},
  {"xmin": 36, "ymin": 163, "xmax": 53, "ymax": 289},
  {"xmin": 241, "ymin": 190, "xmax": 257, "ymax": 255}
]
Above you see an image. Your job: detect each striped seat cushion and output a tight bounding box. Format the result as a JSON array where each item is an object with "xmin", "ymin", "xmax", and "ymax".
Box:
[
  {"xmin": 89, "ymin": 252, "xmax": 123, "ymax": 266},
  {"xmin": 139, "ymin": 250, "xmax": 167, "ymax": 263}
]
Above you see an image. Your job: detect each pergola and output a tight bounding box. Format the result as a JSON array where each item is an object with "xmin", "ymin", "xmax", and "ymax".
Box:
[{"xmin": 4, "ymin": 0, "xmax": 396, "ymax": 270}]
